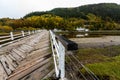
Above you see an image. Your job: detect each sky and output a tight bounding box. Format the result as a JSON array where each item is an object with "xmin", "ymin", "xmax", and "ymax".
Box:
[{"xmin": 0, "ymin": 0, "xmax": 120, "ymax": 18}]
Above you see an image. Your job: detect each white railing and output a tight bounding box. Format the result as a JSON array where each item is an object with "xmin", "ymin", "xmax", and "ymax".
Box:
[
  {"xmin": 0, "ymin": 30, "xmax": 41, "ymax": 47},
  {"xmin": 50, "ymin": 30, "xmax": 66, "ymax": 80}
]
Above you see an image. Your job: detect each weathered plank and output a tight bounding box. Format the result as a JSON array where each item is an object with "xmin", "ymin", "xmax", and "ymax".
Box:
[
  {"xmin": 8, "ymin": 58, "xmax": 51, "ymax": 80},
  {"xmin": 20, "ymin": 62, "xmax": 52, "ymax": 80},
  {"xmin": 10, "ymin": 51, "xmax": 23, "ymax": 62},
  {"xmin": 0, "ymin": 62, "xmax": 8, "ymax": 80},
  {"xmin": 12, "ymin": 49, "xmax": 26, "ymax": 59},
  {"xmin": 0, "ymin": 55, "xmax": 14, "ymax": 75},
  {"xmin": 42, "ymin": 69, "xmax": 55, "ymax": 79},
  {"xmin": 5, "ymin": 55, "xmax": 17, "ymax": 68},
  {"xmin": 0, "ymin": 30, "xmax": 52, "ymax": 80},
  {"xmin": 19, "ymin": 45, "xmax": 33, "ymax": 53}
]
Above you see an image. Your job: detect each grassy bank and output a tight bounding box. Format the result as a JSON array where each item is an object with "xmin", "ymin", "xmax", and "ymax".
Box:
[{"xmin": 75, "ymin": 45, "xmax": 120, "ymax": 80}]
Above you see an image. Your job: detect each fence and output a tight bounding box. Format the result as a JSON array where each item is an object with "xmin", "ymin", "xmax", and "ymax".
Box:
[
  {"xmin": 0, "ymin": 30, "xmax": 41, "ymax": 47},
  {"xmin": 50, "ymin": 30, "xmax": 66, "ymax": 80}
]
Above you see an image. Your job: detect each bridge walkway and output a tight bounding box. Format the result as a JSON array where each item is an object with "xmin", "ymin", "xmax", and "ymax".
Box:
[{"xmin": 0, "ymin": 30, "xmax": 54, "ymax": 80}]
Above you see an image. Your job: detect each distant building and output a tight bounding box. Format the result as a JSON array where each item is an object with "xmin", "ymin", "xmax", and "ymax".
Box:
[
  {"xmin": 76, "ymin": 27, "xmax": 89, "ymax": 32},
  {"xmin": 53, "ymin": 28, "xmax": 62, "ymax": 32}
]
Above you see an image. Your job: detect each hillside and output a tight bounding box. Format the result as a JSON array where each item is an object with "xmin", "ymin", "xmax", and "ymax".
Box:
[{"xmin": 24, "ymin": 3, "xmax": 120, "ymax": 22}]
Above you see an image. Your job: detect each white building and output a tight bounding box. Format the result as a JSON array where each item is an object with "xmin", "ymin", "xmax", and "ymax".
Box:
[{"xmin": 76, "ymin": 27, "xmax": 89, "ymax": 32}]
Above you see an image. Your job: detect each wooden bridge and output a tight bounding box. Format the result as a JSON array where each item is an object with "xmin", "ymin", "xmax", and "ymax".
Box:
[
  {"xmin": 0, "ymin": 30, "xmax": 99, "ymax": 80},
  {"xmin": 0, "ymin": 30, "xmax": 55, "ymax": 80}
]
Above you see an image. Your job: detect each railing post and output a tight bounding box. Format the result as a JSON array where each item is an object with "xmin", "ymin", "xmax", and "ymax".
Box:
[
  {"xmin": 34, "ymin": 30, "xmax": 35, "ymax": 33},
  {"xmin": 33, "ymin": 30, "xmax": 34, "ymax": 34},
  {"xmin": 50, "ymin": 30, "xmax": 66, "ymax": 80},
  {"xmin": 28, "ymin": 31, "xmax": 31, "ymax": 35},
  {"xmin": 21, "ymin": 31, "xmax": 25, "ymax": 37},
  {"xmin": 50, "ymin": 31, "xmax": 59, "ymax": 77},
  {"xmin": 10, "ymin": 32, "xmax": 14, "ymax": 40},
  {"xmin": 58, "ymin": 41, "xmax": 65, "ymax": 79}
]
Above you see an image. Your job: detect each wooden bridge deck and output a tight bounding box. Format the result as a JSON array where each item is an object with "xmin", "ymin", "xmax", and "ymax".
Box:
[{"xmin": 0, "ymin": 30, "xmax": 54, "ymax": 80}]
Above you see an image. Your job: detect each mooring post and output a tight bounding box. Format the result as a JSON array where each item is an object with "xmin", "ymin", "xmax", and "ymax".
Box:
[{"xmin": 10, "ymin": 32, "xmax": 14, "ymax": 40}]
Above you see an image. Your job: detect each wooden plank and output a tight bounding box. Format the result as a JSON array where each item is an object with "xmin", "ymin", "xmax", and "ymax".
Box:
[
  {"xmin": 0, "ymin": 38, "xmax": 11, "ymax": 43},
  {"xmin": 23, "ymin": 44, "xmax": 33, "ymax": 49},
  {"xmin": 20, "ymin": 62, "xmax": 52, "ymax": 80},
  {"xmin": 8, "ymin": 58, "xmax": 51, "ymax": 80},
  {"xmin": 28, "ymin": 47, "xmax": 50, "ymax": 59},
  {"xmin": 17, "ymin": 48, "xmax": 26, "ymax": 53},
  {"xmin": 8, "ymin": 54, "xmax": 16, "ymax": 61},
  {"xmin": 19, "ymin": 47, "xmax": 27, "ymax": 53},
  {"xmin": 17, "ymin": 48, "xmax": 27, "ymax": 57},
  {"xmin": 20, "ymin": 45, "xmax": 32, "ymax": 53},
  {"xmin": 5, "ymin": 55, "xmax": 18, "ymax": 68},
  {"xmin": 42, "ymin": 69, "xmax": 55, "ymax": 79},
  {"xmin": 0, "ymin": 62, "xmax": 8, "ymax": 80},
  {"xmin": 10, "ymin": 51, "xmax": 23, "ymax": 62},
  {"xmin": 21, "ymin": 45, "xmax": 31, "ymax": 50},
  {"xmin": 8, "ymin": 54, "xmax": 19, "ymax": 65},
  {"xmin": 12, "ymin": 49, "xmax": 26, "ymax": 59},
  {"xmin": 0, "ymin": 35, "xmax": 10, "ymax": 39},
  {"xmin": 21, "ymin": 45, "xmax": 33, "ymax": 52},
  {"xmin": 17, "ymin": 53, "xmax": 51, "ymax": 70},
  {"xmin": 0, "ymin": 55, "xmax": 14, "ymax": 75},
  {"xmin": 2, "ymin": 55, "xmax": 15, "ymax": 71}
]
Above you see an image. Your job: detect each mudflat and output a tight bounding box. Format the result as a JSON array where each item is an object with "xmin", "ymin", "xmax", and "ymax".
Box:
[{"xmin": 70, "ymin": 36, "xmax": 120, "ymax": 48}]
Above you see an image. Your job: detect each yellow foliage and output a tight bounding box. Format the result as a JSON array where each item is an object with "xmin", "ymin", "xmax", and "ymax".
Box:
[{"xmin": 0, "ymin": 26, "xmax": 13, "ymax": 32}]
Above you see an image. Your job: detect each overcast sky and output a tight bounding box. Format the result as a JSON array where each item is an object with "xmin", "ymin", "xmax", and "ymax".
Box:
[{"xmin": 0, "ymin": 0, "xmax": 120, "ymax": 18}]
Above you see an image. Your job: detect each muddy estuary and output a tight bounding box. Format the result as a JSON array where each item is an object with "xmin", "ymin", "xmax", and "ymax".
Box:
[{"xmin": 70, "ymin": 36, "xmax": 120, "ymax": 48}]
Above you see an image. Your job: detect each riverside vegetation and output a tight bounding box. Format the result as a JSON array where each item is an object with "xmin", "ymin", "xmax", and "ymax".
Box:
[{"xmin": 76, "ymin": 46, "xmax": 120, "ymax": 80}]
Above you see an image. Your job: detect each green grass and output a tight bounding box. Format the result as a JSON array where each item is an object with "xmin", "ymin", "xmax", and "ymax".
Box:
[
  {"xmin": 83, "ymin": 60, "xmax": 120, "ymax": 80},
  {"xmin": 76, "ymin": 45, "xmax": 120, "ymax": 80},
  {"xmin": 83, "ymin": 59, "xmax": 120, "ymax": 80}
]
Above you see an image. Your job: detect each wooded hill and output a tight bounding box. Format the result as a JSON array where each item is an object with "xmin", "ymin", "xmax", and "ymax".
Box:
[
  {"xmin": 24, "ymin": 3, "xmax": 120, "ymax": 22},
  {"xmin": 0, "ymin": 3, "xmax": 120, "ymax": 33}
]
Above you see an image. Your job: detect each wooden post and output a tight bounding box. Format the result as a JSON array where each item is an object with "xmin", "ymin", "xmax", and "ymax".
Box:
[
  {"xmin": 28, "ymin": 31, "xmax": 31, "ymax": 35},
  {"xmin": 50, "ymin": 31, "xmax": 59, "ymax": 77},
  {"xmin": 21, "ymin": 31, "xmax": 25, "ymax": 37},
  {"xmin": 50, "ymin": 30, "xmax": 65, "ymax": 79},
  {"xmin": 10, "ymin": 32, "xmax": 14, "ymax": 40},
  {"xmin": 32, "ymin": 30, "xmax": 34, "ymax": 34},
  {"xmin": 58, "ymin": 41, "xmax": 65, "ymax": 79}
]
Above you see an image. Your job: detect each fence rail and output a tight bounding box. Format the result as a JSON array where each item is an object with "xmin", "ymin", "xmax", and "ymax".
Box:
[
  {"xmin": 0, "ymin": 30, "xmax": 41, "ymax": 47},
  {"xmin": 50, "ymin": 30, "xmax": 66, "ymax": 80}
]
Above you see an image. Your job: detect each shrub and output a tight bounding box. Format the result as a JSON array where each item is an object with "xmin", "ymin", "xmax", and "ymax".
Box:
[{"xmin": 0, "ymin": 25, "xmax": 13, "ymax": 33}]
